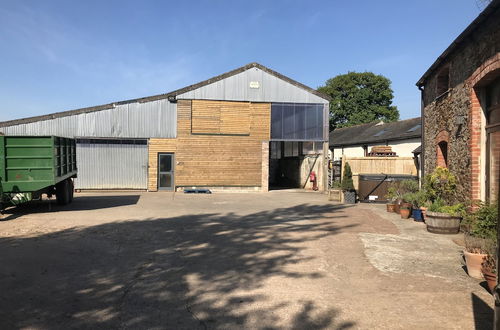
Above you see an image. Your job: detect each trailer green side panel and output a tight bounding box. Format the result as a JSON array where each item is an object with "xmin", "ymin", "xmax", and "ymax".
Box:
[{"xmin": 0, "ymin": 136, "xmax": 77, "ymax": 193}]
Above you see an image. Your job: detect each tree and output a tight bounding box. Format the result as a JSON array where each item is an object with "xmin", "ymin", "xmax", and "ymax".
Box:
[
  {"xmin": 341, "ymin": 162, "xmax": 354, "ymax": 192},
  {"xmin": 318, "ymin": 72, "xmax": 399, "ymax": 130}
]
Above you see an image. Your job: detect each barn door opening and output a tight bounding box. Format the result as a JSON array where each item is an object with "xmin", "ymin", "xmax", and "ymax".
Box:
[{"xmin": 158, "ymin": 153, "xmax": 174, "ymax": 190}]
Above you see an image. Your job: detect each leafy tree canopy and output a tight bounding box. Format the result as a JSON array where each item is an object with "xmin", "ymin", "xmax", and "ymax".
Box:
[{"xmin": 318, "ymin": 71, "xmax": 399, "ymax": 130}]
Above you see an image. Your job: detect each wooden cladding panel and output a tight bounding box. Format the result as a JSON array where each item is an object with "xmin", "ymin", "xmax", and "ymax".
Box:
[
  {"xmin": 148, "ymin": 100, "xmax": 271, "ymax": 190},
  {"xmin": 177, "ymin": 100, "xmax": 192, "ymax": 137},
  {"xmin": 148, "ymin": 139, "xmax": 176, "ymax": 191},
  {"xmin": 191, "ymin": 100, "xmax": 251, "ymax": 135}
]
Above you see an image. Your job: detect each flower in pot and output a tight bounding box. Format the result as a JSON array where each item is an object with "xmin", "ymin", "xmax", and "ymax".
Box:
[
  {"xmin": 341, "ymin": 162, "xmax": 356, "ymax": 204},
  {"xmin": 462, "ymin": 202, "xmax": 498, "ymax": 279},
  {"xmin": 481, "ymin": 254, "xmax": 497, "ymax": 294}
]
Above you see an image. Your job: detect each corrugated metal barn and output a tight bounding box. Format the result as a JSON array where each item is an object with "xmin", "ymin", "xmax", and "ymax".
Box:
[{"xmin": 0, "ymin": 63, "xmax": 330, "ymax": 192}]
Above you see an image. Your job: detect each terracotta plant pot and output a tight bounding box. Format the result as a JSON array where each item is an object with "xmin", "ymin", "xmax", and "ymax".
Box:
[
  {"xmin": 386, "ymin": 203, "xmax": 396, "ymax": 212},
  {"xmin": 401, "ymin": 202, "xmax": 412, "ymax": 209},
  {"xmin": 425, "ymin": 211, "xmax": 461, "ymax": 234},
  {"xmin": 464, "ymin": 250, "xmax": 487, "ymax": 279},
  {"xmin": 393, "ymin": 203, "xmax": 401, "ymax": 214},
  {"xmin": 400, "ymin": 207, "xmax": 411, "ymax": 219},
  {"xmin": 482, "ymin": 268, "xmax": 497, "ymax": 293}
]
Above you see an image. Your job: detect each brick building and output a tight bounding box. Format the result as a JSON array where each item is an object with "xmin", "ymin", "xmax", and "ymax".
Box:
[{"xmin": 416, "ymin": 1, "xmax": 500, "ymax": 203}]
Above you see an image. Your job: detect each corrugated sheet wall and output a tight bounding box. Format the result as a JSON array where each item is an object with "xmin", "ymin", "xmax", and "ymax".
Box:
[
  {"xmin": 0, "ymin": 98, "xmax": 177, "ymax": 138},
  {"xmin": 75, "ymin": 141, "xmax": 148, "ymax": 189},
  {"xmin": 177, "ymin": 67, "xmax": 329, "ymax": 104}
]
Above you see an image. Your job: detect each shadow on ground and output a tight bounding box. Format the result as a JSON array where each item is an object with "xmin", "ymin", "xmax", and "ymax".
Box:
[
  {"xmin": 0, "ymin": 203, "xmax": 356, "ymax": 329},
  {"xmin": 1, "ymin": 195, "xmax": 141, "ymax": 221},
  {"xmin": 471, "ymin": 293, "xmax": 493, "ymax": 329}
]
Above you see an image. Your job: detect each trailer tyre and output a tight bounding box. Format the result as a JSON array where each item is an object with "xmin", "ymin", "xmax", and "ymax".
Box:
[
  {"xmin": 56, "ymin": 179, "xmax": 70, "ymax": 205},
  {"xmin": 68, "ymin": 179, "xmax": 74, "ymax": 203}
]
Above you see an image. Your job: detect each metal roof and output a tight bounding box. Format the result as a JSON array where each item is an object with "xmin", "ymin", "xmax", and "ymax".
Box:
[{"xmin": 0, "ymin": 62, "xmax": 330, "ymax": 128}]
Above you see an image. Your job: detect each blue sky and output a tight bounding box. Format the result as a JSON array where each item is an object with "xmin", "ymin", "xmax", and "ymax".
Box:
[{"xmin": 0, "ymin": 1, "xmax": 484, "ymax": 121}]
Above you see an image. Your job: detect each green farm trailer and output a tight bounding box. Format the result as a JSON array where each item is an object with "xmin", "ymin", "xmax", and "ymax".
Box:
[{"xmin": 0, "ymin": 136, "xmax": 77, "ymax": 213}]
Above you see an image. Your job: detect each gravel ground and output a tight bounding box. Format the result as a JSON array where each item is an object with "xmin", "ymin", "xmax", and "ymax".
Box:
[{"xmin": 0, "ymin": 191, "xmax": 494, "ymax": 329}]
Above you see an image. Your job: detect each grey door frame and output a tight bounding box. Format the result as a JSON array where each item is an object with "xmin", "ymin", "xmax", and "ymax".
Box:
[{"xmin": 158, "ymin": 153, "xmax": 175, "ymax": 190}]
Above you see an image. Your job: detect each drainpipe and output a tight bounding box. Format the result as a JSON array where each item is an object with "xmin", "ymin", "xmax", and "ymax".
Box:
[{"xmin": 418, "ymin": 84, "xmax": 425, "ymax": 187}]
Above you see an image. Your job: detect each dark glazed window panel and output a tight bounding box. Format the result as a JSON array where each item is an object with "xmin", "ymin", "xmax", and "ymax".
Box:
[
  {"xmin": 159, "ymin": 174, "xmax": 172, "ymax": 188},
  {"xmin": 295, "ymin": 106, "xmax": 306, "ymax": 139},
  {"xmin": 159, "ymin": 155, "xmax": 172, "ymax": 172},
  {"xmin": 271, "ymin": 103, "xmax": 324, "ymax": 141},
  {"xmin": 283, "ymin": 104, "xmax": 295, "ymax": 139},
  {"xmin": 271, "ymin": 104, "xmax": 283, "ymax": 139}
]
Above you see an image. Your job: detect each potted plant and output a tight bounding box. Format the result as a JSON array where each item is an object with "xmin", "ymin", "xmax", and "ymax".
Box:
[
  {"xmin": 404, "ymin": 190, "xmax": 427, "ymax": 222},
  {"xmin": 482, "ymin": 254, "xmax": 497, "ymax": 294},
  {"xmin": 426, "ymin": 199, "xmax": 465, "ymax": 234},
  {"xmin": 462, "ymin": 202, "xmax": 498, "ymax": 279},
  {"xmin": 400, "ymin": 192, "xmax": 413, "ymax": 219},
  {"xmin": 386, "ymin": 184, "xmax": 398, "ymax": 212},
  {"xmin": 463, "ymin": 234, "xmax": 491, "ymax": 279},
  {"xmin": 341, "ymin": 162, "xmax": 356, "ymax": 204},
  {"xmin": 386, "ymin": 181, "xmax": 403, "ymax": 214},
  {"xmin": 423, "ymin": 167, "xmax": 465, "ymax": 234}
]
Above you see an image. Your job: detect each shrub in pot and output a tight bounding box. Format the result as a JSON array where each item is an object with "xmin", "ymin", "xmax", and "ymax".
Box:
[
  {"xmin": 426, "ymin": 199, "xmax": 465, "ymax": 234},
  {"xmin": 403, "ymin": 191, "xmax": 427, "ymax": 222},
  {"xmin": 481, "ymin": 254, "xmax": 497, "ymax": 294},
  {"xmin": 385, "ymin": 186, "xmax": 398, "ymax": 213},
  {"xmin": 400, "ymin": 192, "xmax": 415, "ymax": 219},
  {"xmin": 341, "ymin": 162, "xmax": 356, "ymax": 204},
  {"xmin": 462, "ymin": 202, "xmax": 498, "ymax": 279},
  {"xmin": 386, "ymin": 180, "xmax": 418, "ymax": 214},
  {"xmin": 423, "ymin": 167, "xmax": 465, "ymax": 234},
  {"xmin": 463, "ymin": 234, "xmax": 492, "ymax": 279}
]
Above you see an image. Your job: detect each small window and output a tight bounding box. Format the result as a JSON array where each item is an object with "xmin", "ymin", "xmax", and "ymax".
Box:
[
  {"xmin": 437, "ymin": 141, "xmax": 448, "ymax": 168},
  {"xmin": 436, "ymin": 66, "xmax": 450, "ymax": 96},
  {"xmin": 373, "ymin": 130, "xmax": 386, "ymax": 137}
]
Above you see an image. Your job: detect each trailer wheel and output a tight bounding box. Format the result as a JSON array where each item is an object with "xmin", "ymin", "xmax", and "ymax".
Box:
[
  {"xmin": 56, "ymin": 179, "xmax": 70, "ymax": 205},
  {"xmin": 68, "ymin": 179, "xmax": 74, "ymax": 203}
]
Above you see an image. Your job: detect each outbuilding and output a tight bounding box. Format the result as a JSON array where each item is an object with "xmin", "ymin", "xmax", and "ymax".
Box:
[{"xmin": 0, "ymin": 63, "xmax": 330, "ymax": 192}]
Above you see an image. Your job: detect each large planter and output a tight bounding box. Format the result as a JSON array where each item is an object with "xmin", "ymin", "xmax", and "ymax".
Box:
[
  {"xmin": 463, "ymin": 250, "xmax": 487, "ymax": 279},
  {"xmin": 343, "ymin": 191, "xmax": 356, "ymax": 204},
  {"xmin": 425, "ymin": 211, "xmax": 461, "ymax": 234},
  {"xmin": 412, "ymin": 209, "xmax": 423, "ymax": 222},
  {"xmin": 393, "ymin": 203, "xmax": 401, "ymax": 214},
  {"xmin": 482, "ymin": 268, "xmax": 497, "ymax": 294}
]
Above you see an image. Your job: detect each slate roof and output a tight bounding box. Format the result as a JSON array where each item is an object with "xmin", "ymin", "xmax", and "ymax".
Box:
[{"xmin": 329, "ymin": 117, "xmax": 422, "ymax": 148}]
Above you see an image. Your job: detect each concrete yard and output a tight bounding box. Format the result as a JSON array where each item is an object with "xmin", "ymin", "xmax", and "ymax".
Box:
[{"xmin": 0, "ymin": 191, "xmax": 494, "ymax": 329}]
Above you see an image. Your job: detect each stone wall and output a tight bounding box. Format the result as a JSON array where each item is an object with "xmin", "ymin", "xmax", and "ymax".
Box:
[{"xmin": 422, "ymin": 83, "xmax": 471, "ymax": 203}]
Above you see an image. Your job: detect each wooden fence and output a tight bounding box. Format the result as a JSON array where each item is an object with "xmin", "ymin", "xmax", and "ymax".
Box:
[{"xmin": 341, "ymin": 156, "xmax": 418, "ymax": 190}]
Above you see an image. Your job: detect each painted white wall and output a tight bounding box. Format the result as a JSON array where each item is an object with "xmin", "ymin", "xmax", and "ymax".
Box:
[{"xmin": 331, "ymin": 138, "xmax": 421, "ymax": 160}]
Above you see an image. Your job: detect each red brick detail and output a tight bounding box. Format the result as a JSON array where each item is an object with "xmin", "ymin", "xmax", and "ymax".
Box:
[
  {"xmin": 466, "ymin": 52, "xmax": 500, "ymax": 202},
  {"xmin": 435, "ymin": 130, "xmax": 449, "ymax": 168}
]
